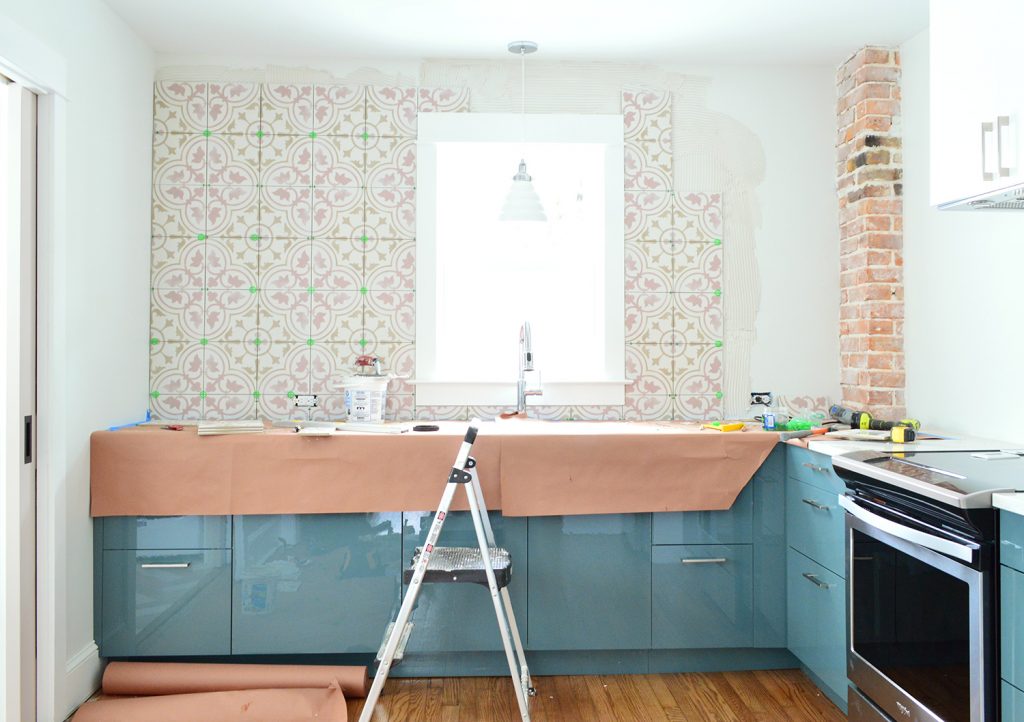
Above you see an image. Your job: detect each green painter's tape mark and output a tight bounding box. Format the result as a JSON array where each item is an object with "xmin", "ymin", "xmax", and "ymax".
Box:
[
  {"xmin": 714, "ymin": 288, "xmax": 722, "ymax": 297},
  {"xmin": 715, "ymin": 340, "xmax": 723, "ymax": 348},
  {"xmin": 150, "ymin": 337, "xmax": 160, "ymax": 346},
  {"xmin": 252, "ymin": 391, "xmax": 261, "ymax": 399},
  {"xmin": 715, "ymin": 391, "xmax": 724, "ymax": 399},
  {"xmin": 197, "ymin": 233, "xmax": 207, "ymax": 241},
  {"xmin": 359, "ymin": 338, "xmax": 368, "ymax": 349},
  {"xmin": 248, "ymin": 285, "xmax": 258, "ymax": 294},
  {"xmin": 360, "ymin": 286, "xmax": 368, "ymax": 295},
  {"xmin": 714, "ymin": 238, "xmax": 722, "ymax": 246},
  {"xmin": 150, "ymin": 391, "xmax": 160, "ymax": 399},
  {"xmin": 307, "ymin": 286, "xmax": 316, "ymax": 295},
  {"xmin": 307, "ymin": 338, "xmax": 315, "ymax": 347},
  {"xmin": 199, "ymin": 390, "xmax": 207, "ymax": 399},
  {"xmin": 361, "ymin": 131, "xmax": 369, "ymax": 141},
  {"xmin": 200, "ymin": 338, "xmax": 208, "ymax": 346},
  {"xmin": 253, "ymin": 337, "xmax": 262, "ymax": 346},
  {"xmin": 287, "ymin": 390, "xmax": 296, "ymax": 399},
  {"xmin": 203, "ymin": 129, "xmax": 211, "ymax": 137},
  {"xmin": 360, "ymin": 235, "xmax": 368, "ymax": 244},
  {"xmin": 309, "ymin": 131, "xmax": 317, "ymax": 139},
  {"xmin": 250, "ymin": 233, "xmax": 261, "ymax": 242},
  {"xmin": 256, "ymin": 130, "xmax": 265, "ymax": 139}
]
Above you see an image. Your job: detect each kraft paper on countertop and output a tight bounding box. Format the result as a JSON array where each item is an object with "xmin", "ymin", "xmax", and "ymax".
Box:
[
  {"xmin": 90, "ymin": 423, "xmax": 780, "ymax": 517},
  {"xmin": 101, "ymin": 661, "xmax": 368, "ymax": 697}
]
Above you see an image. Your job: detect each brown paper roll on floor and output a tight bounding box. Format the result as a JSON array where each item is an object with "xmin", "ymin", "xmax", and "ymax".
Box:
[
  {"xmin": 71, "ymin": 684, "xmax": 347, "ymax": 722},
  {"xmin": 102, "ymin": 661, "xmax": 369, "ymax": 698}
]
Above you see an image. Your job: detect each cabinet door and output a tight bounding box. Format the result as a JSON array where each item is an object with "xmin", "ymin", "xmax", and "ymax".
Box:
[
  {"xmin": 787, "ymin": 548, "xmax": 847, "ymax": 702},
  {"xmin": 652, "ymin": 544, "xmax": 753, "ymax": 649},
  {"xmin": 1002, "ymin": 565, "xmax": 1024, "ymax": 692},
  {"xmin": 652, "ymin": 483, "xmax": 753, "ymax": 545},
  {"xmin": 786, "ymin": 478, "xmax": 846, "ymax": 578},
  {"xmin": 101, "ymin": 549, "xmax": 230, "ymax": 656},
  {"xmin": 401, "ymin": 511, "xmax": 527, "ymax": 652},
  {"xmin": 753, "ymin": 469, "xmax": 786, "ymax": 647},
  {"xmin": 103, "ymin": 516, "xmax": 230, "ymax": 550},
  {"xmin": 231, "ymin": 513, "xmax": 402, "ymax": 654},
  {"xmin": 527, "ymin": 514, "xmax": 651, "ymax": 650},
  {"xmin": 1004, "ymin": 680, "xmax": 1024, "ymax": 722}
]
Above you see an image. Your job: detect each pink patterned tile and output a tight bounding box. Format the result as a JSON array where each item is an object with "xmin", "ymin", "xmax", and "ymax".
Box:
[
  {"xmin": 365, "ymin": 187, "xmax": 415, "ymax": 240},
  {"xmin": 208, "ymin": 134, "xmax": 259, "ymax": 185},
  {"xmin": 260, "ymin": 185, "xmax": 312, "ymax": 239},
  {"xmin": 261, "ymin": 134, "xmax": 313, "ymax": 186},
  {"xmin": 150, "ymin": 341, "xmax": 204, "ymax": 395},
  {"xmin": 311, "ymin": 238, "xmax": 362, "ymax": 290},
  {"xmin": 203, "ymin": 341, "xmax": 257, "ymax": 394},
  {"xmin": 257, "ymin": 342, "xmax": 312, "ymax": 395},
  {"xmin": 364, "ymin": 136, "xmax": 415, "ymax": 188},
  {"xmin": 675, "ymin": 395, "xmax": 724, "ymax": 422},
  {"xmin": 261, "ymin": 84, "xmax": 315, "ymax": 135},
  {"xmin": 151, "ymin": 395, "xmax": 204, "ymax": 421},
  {"xmin": 310, "ymin": 289, "xmax": 361, "ymax": 343},
  {"xmin": 363, "ymin": 290, "xmax": 415, "ymax": 342},
  {"xmin": 203, "ymin": 395, "xmax": 258, "ymax": 420},
  {"xmin": 625, "ymin": 292, "xmax": 674, "ymax": 344},
  {"xmin": 386, "ymin": 395, "xmax": 415, "ymax": 422},
  {"xmin": 258, "ymin": 394, "xmax": 306, "ymax": 421},
  {"xmin": 311, "ymin": 186, "xmax": 363, "ymax": 239},
  {"xmin": 308, "ymin": 395, "xmax": 346, "ymax": 422},
  {"xmin": 675, "ymin": 192, "xmax": 723, "ymax": 242},
  {"xmin": 364, "ymin": 239, "xmax": 414, "ymax": 291},
  {"xmin": 152, "ymin": 237, "xmax": 204, "ymax": 288},
  {"xmin": 418, "ymin": 87, "xmax": 470, "ymax": 114},
  {"xmin": 312, "ymin": 136, "xmax": 364, "ymax": 186},
  {"xmin": 153, "ymin": 185, "xmax": 206, "ymax": 240},
  {"xmin": 625, "ymin": 190, "xmax": 675, "ymax": 243},
  {"xmin": 625, "ymin": 142, "xmax": 672, "ymax": 192},
  {"xmin": 208, "ymin": 82, "xmax": 260, "ymax": 135},
  {"xmin": 673, "ymin": 344, "xmax": 723, "ymax": 396},
  {"xmin": 625, "ymin": 240, "xmax": 673, "ymax": 293},
  {"xmin": 622, "ymin": 89, "xmax": 673, "ymax": 144},
  {"xmin": 365, "ymin": 87, "xmax": 417, "ymax": 137},
  {"xmin": 154, "ymin": 81, "xmax": 207, "ymax": 134},
  {"xmin": 624, "ymin": 394, "xmax": 673, "ymax": 421},
  {"xmin": 528, "ymin": 406, "xmax": 572, "ymax": 421},
  {"xmin": 415, "ymin": 405, "xmax": 468, "ymax": 421},
  {"xmin": 673, "ymin": 242, "xmax": 722, "ymax": 294},
  {"xmin": 570, "ymin": 406, "xmax": 623, "ymax": 421},
  {"xmin": 674, "ymin": 292, "xmax": 723, "ymax": 344},
  {"xmin": 260, "ymin": 238, "xmax": 312, "ymax": 289},
  {"xmin": 313, "ymin": 85, "xmax": 365, "ymax": 136},
  {"xmin": 206, "ymin": 186, "xmax": 260, "ymax": 239},
  {"xmin": 206, "ymin": 237, "xmax": 258, "ymax": 289},
  {"xmin": 205, "ymin": 289, "xmax": 258, "ymax": 341},
  {"xmin": 258, "ymin": 288, "xmax": 311, "ymax": 342},
  {"xmin": 625, "ymin": 344, "xmax": 674, "ymax": 396},
  {"xmin": 151, "ymin": 289, "xmax": 204, "ymax": 341},
  {"xmin": 153, "ymin": 134, "xmax": 206, "ymax": 186},
  {"xmin": 466, "ymin": 406, "xmax": 513, "ymax": 421}
]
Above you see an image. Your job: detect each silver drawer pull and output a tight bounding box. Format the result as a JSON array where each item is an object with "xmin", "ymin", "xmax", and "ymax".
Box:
[
  {"xmin": 801, "ymin": 498, "xmax": 830, "ymax": 511},
  {"xmin": 802, "ymin": 572, "xmax": 830, "ymax": 590},
  {"xmin": 140, "ymin": 562, "xmax": 191, "ymax": 569},
  {"xmin": 680, "ymin": 558, "xmax": 727, "ymax": 565},
  {"xmin": 853, "ymin": 556, "xmax": 875, "ymax": 562},
  {"xmin": 802, "ymin": 462, "xmax": 827, "ymax": 473}
]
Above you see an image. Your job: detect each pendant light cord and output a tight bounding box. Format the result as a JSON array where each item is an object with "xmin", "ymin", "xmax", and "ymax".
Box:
[{"xmin": 519, "ymin": 46, "xmax": 526, "ymax": 154}]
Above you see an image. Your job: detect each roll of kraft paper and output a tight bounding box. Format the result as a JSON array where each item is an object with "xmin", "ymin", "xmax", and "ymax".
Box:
[
  {"xmin": 71, "ymin": 683, "xmax": 347, "ymax": 722},
  {"xmin": 102, "ymin": 661, "xmax": 369, "ymax": 698}
]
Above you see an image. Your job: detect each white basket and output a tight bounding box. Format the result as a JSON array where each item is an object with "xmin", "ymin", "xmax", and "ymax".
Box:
[{"xmin": 340, "ymin": 376, "xmax": 390, "ymax": 423}]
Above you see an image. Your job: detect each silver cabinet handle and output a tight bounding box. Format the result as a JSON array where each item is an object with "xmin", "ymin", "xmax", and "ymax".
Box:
[
  {"xmin": 801, "ymin": 498, "xmax": 830, "ymax": 511},
  {"xmin": 853, "ymin": 556, "xmax": 875, "ymax": 562},
  {"xmin": 680, "ymin": 558, "xmax": 727, "ymax": 565},
  {"xmin": 998, "ymin": 115, "xmax": 1011, "ymax": 177},
  {"xmin": 802, "ymin": 572, "xmax": 830, "ymax": 590},
  {"xmin": 802, "ymin": 462, "xmax": 827, "ymax": 473},
  {"xmin": 982, "ymin": 120, "xmax": 995, "ymax": 181},
  {"xmin": 140, "ymin": 562, "xmax": 191, "ymax": 569}
]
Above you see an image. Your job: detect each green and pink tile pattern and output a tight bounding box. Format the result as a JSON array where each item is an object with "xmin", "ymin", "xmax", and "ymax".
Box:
[{"xmin": 149, "ymin": 83, "xmax": 724, "ymax": 421}]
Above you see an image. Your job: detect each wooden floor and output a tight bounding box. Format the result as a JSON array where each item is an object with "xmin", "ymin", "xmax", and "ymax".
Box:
[{"xmin": 348, "ymin": 669, "xmax": 847, "ymax": 721}]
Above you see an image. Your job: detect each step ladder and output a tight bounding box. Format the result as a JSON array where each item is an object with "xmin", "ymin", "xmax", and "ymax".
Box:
[{"xmin": 358, "ymin": 424, "xmax": 534, "ymax": 722}]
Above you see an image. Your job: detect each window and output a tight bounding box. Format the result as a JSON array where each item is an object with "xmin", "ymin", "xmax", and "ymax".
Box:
[{"xmin": 415, "ymin": 113, "xmax": 625, "ymax": 406}]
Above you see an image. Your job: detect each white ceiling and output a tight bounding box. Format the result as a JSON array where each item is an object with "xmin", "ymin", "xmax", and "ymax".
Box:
[{"xmin": 102, "ymin": 0, "xmax": 929, "ymax": 66}]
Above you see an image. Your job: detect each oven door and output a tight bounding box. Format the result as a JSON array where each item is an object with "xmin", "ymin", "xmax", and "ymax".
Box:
[{"xmin": 842, "ymin": 496, "xmax": 993, "ymax": 722}]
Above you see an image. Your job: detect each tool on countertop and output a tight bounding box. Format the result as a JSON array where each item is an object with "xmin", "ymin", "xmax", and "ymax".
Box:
[
  {"xmin": 160, "ymin": 425, "xmax": 185, "ymax": 431},
  {"xmin": 360, "ymin": 424, "xmax": 533, "ymax": 722},
  {"xmin": 108, "ymin": 410, "xmax": 152, "ymax": 431},
  {"xmin": 701, "ymin": 422, "xmax": 746, "ymax": 432},
  {"xmin": 828, "ymin": 404, "xmax": 921, "ymax": 431}
]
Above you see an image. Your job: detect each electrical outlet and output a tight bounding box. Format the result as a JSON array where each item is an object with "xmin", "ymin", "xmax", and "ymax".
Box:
[
  {"xmin": 750, "ymin": 391, "xmax": 773, "ymax": 406},
  {"xmin": 295, "ymin": 394, "xmax": 318, "ymax": 409}
]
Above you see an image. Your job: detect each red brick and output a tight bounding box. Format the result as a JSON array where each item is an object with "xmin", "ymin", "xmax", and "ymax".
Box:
[
  {"xmin": 863, "ymin": 48, "xmax": 892, "ymax": 65},
  {"xmin": 866, "ymin": 335, "xmax": 903, "ymax": 352},
  {"xmin": 854, "ymin": 66, "xmax": 900, "ymax": 84},
  {"xmin": 863, "ymin": 215, "xmax": 891, "ymax": 231}
]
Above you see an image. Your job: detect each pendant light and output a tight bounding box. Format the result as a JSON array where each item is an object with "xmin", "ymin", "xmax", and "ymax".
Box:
[{"xmin": 499, "ymin": 40, "xmax": 547, "ymax": 222}]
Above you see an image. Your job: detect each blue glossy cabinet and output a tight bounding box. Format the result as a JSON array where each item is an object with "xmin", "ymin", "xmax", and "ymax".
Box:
[
  {"xmin": 402, "ymin": 511, "xmax": 527, "ymax": 652},
  {"xmin": 786, "ymin": 548, "xmax": 846, "ymax": 703},
  {"xmin": 753, "ymin": 447, "xmax": 787, "ymax": 647},
  {"xmin": 1005, "ymin": 681, "xmax": 1024, "ymax": 721},
  {"xmin": 652, "ymin": 544, "xmax": 753, "ymax": 648},
  {"xmin": 1001, "ymin": 511, "xmax": 1024, "ymax": 719},
  {"xmin": 101, "ymin": 548, "xmax": 231, "ymax": 656},
  {"xmin": 652, "ymin": 484, "xmax": 753, "ymax": 545},
  {"xmin": 231, "ymin": 513, "xmax": 402, "ymax": 654},
  {"xmin": 527, "ymin": 514, "xmax": 652, "ymax": 650},
  {"xmin": 786, "ymin": 478, "xmax": 846, "ymax": 578},
  {"xmin": 103, "ymin": 516, "xmax": 231, "ymax": 550}
]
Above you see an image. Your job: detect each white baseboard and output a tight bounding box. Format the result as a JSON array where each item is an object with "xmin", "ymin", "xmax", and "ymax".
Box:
[{"xmin": 61, "ymin": 641, "xmax": 101, "ymax": 721}]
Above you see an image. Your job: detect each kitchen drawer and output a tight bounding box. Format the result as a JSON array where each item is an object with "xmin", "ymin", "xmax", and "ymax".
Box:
[
  {"xmin": 100, "ymin": 549, "xmax": 230, "ymax": 656},
  {"xmin": 652, "ymin": 544, "xmax": 753, "ymax": 649},
  {"xmin": 787, "ymin": 478, "xmax": 846, "ymax": 578},
  {"xmin": 1004, "ymin": 680, "xmax": 1024, "ymax": 722},
  {"xmin": 653, "ymin": 483, "xmax": 753, "ymax": 545},
  {"xmin": 103, "ymin": 516, "xmax": 230, "ymax": 550},
  {"xmin": 787, "ymin": 548, "xmax": 847, "ymax": 704},
  {"xmin": 786, "ymin": 446, "xmax": 845, "ymax": 496},
  {"xmin": 1002, "ymin": 511, "xmax": 1024, "ymax": 574},
  {"xmin": 1003, "ymin": 565, "xmax": 1024, "ymax": 691}
]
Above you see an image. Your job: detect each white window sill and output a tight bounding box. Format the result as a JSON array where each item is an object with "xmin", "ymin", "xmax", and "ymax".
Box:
[{"xmin": 410, "ymin": 379, "xmax": 628, "ymax": 407}]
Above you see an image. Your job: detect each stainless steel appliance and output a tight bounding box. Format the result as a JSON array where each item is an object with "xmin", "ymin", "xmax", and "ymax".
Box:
[{"xmin": 833, "ymin": 450, "xmax": 1024, "ymax": 722}]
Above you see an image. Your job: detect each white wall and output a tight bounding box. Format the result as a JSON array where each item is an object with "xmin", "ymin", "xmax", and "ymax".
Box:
[
  {"xmin": 902, "ymin": 30, "xmax": 1024, "ymax": 444},
  {"xmin": 0, "ymin": 1, "xmax": 153, "ymax": 719}
]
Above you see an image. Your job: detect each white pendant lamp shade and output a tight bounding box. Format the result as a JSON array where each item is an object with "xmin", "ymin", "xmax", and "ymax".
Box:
[{"xmin": 500, "ymin": 159, "xmax": 547, "ymax": 222}]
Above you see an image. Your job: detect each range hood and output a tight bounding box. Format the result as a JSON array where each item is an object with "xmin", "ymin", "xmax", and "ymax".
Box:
[{"xmin": 939, "ymin": 182, "xmax": 1024, "ymax": 211}]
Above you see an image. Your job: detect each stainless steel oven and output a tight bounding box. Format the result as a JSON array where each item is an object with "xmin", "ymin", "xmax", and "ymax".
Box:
[{"xmin": 832, "ymin": 450, "xmax": 1024, "ymax": 722}]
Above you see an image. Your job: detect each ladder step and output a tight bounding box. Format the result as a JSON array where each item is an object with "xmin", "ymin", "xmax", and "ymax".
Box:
[
  {"xmin": 375, "ymin": 621, "xmax": 414, "ymax": 664},
  {"xmin": 404, "ymin": 546, "xmax": 513, "ymax": 588}
]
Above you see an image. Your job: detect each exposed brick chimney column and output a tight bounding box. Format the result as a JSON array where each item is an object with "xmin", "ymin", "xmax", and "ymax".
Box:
[{"xmin": 836, "ymin": 47, "xmax": 905, "ymax": 420}]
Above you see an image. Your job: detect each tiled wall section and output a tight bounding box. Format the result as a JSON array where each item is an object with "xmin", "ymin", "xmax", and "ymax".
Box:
[{"xmin": 149, "ymin": 83, "xmax": 724, "ymax": 422}]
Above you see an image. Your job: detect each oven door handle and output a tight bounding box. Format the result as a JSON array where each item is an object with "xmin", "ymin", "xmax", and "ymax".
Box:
[{"xmin": 838, "ymin": 495, "xmax": 977, "ymax": 563}]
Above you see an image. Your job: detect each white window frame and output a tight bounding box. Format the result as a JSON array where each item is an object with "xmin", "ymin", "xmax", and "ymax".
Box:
[{"xmin": 414, "ymin": 112, "xmax": 625, "ymax": 407}]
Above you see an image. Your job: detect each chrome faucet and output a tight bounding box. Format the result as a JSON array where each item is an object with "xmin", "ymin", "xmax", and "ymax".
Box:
[{"xmin": 516, "ymin": 321, "xmax": 542, "ymax": 414}]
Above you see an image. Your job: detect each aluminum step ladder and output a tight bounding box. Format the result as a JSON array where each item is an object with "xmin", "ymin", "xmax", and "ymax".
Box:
[{"xmin": 358, "ymin": 424, "xmax": 534, "ymax": 722}]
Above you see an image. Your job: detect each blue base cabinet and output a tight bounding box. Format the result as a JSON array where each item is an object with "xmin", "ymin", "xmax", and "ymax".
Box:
[{"xmin": 1001, "ymin": 510, "xmax": 1024, "ymax": 719}]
